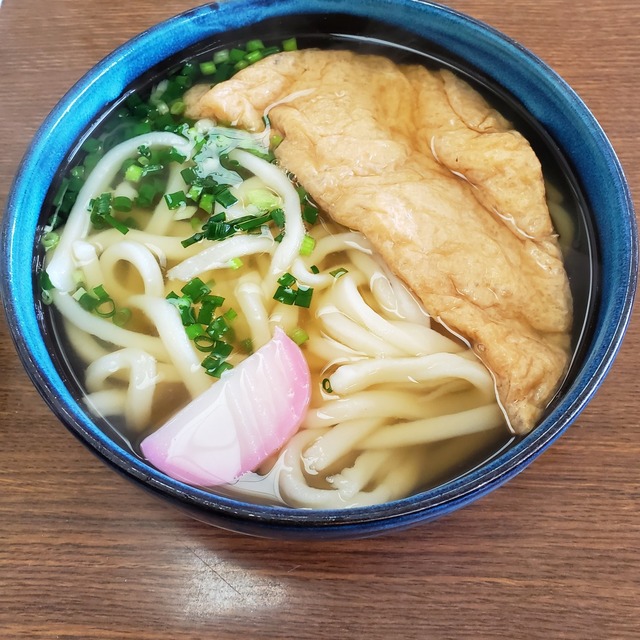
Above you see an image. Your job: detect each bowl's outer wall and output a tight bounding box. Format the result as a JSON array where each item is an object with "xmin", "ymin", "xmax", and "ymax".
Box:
[{"xmin": 1, "ymin": 0, "xmax": 637, "ymax": 537}]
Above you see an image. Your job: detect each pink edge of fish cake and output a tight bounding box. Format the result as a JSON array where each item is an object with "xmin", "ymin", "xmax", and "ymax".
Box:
[{"xmin": 140, "ymin": 327, "xmax": 311, "ymax": 487}]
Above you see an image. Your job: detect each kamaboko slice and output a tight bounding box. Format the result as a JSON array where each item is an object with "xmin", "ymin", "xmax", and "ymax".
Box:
[{"xmin": 141, "ymin": 327, "xmax": 311, "ymax": 486}]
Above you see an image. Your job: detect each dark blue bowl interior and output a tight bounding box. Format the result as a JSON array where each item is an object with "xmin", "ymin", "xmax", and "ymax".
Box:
[{"xmin": 1, "ymin": 0, "xmax": 636, "ymax": 538}]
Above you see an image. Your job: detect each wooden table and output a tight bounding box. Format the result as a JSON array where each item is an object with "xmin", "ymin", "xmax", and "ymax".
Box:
[{"xmin": 1, "ymin": 1, "xmax": 638, "ymax": 638}]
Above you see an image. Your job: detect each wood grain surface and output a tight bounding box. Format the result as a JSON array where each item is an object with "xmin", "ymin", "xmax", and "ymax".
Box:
[{"xmin": 1, "ymin": 1, "xmax": 638, "ymax": 638}]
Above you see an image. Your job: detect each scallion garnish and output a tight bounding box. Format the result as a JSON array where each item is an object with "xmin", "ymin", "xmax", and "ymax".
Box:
[
  {"xmin": 125, "ymin": 164, "xmax": 144, "ymax": 183},
  {"xmin": 294, "ymin": 286, "xmax": 314, "ymax": 308},
  {"xmin": 277, "ymin": 272, "xmax": 296, "ymax": 287},
  {"xmin": 41, "ymin": 231, "xmax": 59, "ymax": 251},
  {"xmin": 112, "ymin": 196, "xmax": 133, "ymax": 212},
  {"xmin": 299, "ymin": 234, "xmax": 316, "ymax": 256},
  {"xmin": 181, "ymin": 277, "xmax": 211, "ymax": 303},
  {"xmin": 199, "ymin": 61, "xmax": 217, "ymax": 76},
  {"xmin": 322, "ymin": 378, "xmax": 333, "ymax": 393},
  {"xmin": 164, "ymin": 190, "xmax": 188, "ymax": 210},
  {"xmin": 330, "ymin": 267, "xmax": 348, "ymax": 279},
  {"xmin": 246, "ymin": 39, "xmax": 265, "ymax": 52},
  {"xmin": 290, "ymin": 328, "xmax": 309, "ymax": 346},
  {"xmin": 282, "ymin": 37, "xmax": 298, "ymax": 51},
  {"xmin": 113, "ymin": 308, "xmax": 132, "ymax": 327},
  {"xmin": 273, "ymin": 285, "xmax": 296, "ymax": 305}
]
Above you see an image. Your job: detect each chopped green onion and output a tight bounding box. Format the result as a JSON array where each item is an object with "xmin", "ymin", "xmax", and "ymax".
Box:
[
  {"xmin": 289, "ymin": 328, "xmax": 309, "ymax": 346},
  {"xmin": 261, "ymin": 46, "xmax": 281, "ymax": 57},
  {"xmin": 302, "ymin": 204, "xmax": 318, "ymax": 225},
  {"xmin": 330, "ymin": 267, "xmax": 349, "ymax": 279},
  {"xmin": 199, "ymin": 193, "xmax": 214, "ymax": 214},
  {"xmin": 181, "ymin": 277, "xmax": 211, "ymax": 302},
  {"xmin": 125, "ymin": 164, "xmax": 144, "ymax": 183},
  {"xmin": 81, "ymin": 137, "xmax": 102, "ymax": 153},
  {"xmin": 211, "ymin": 340, "xmax": 233, "ymax": 359},
  {"xmin": 103, "ymin": 214, "xmax": 130, "ymax": 235},
  {"xmin": 228, "ymin": 257, "xmax": 243, "ymax": 270},
  {"xmin": 322, "ymin": 378, "xmax": 333, "ymax": 393},
  {"xmin": 181, "ymin": 61, "xmax": 199, "ymax": 79},
  {"xmin": 270, "ymin": 133, "xmax": 283, "ymax": 149},
  {"xmin": 206, "ymin": 316, "xmax": 231, "ymax": 340},
  {"xmin": 164, "ymin": 190, "xmax": 188, "ymax": 210},
  {"xmin": 205, "ymin": 361, "xmax": 234, "ymax": 378},
  {"xmin": 186, "ymin": 323, "xmax": 206, "ymax": 340},
  {"xmin": 166, "ymin": 295, "xmax": 196, "ymax": 325},
  {"xmin": 199, "ymin": 61, "xmax": 217, "ymax": 76},
  {"xmin": 113, "ymin": 308, "xmax": 132, "ymax": 327},
  {"xmin": 245, "ymin": 50, "xmax": 263, "ymax": 64},
  {"xmin": 213, "ymin": 49, "xmax": 230, "ymax": 64},
  {"xmin": 234, "ymin": 59, "xmax": 250, "ymax": 71},
  {"xmin": 187, "ymin": 184, "xmax": 204, "ymax": 202},
  {"xmin": 299, "ymin": 234, "xmax": 316, "ymax": 256},
  {"xmin": 246, "ymin": 39, "xmax": 265, "ymax": 52},
  {"xmin": 112, "ymin": 196, "xmax": 133, "ymax": 212},
  {"xmin": 38, "ymin": 270, "xmax": 54, "ymax": 292},
  {"xmin": 41, "ymin": 231, "xmax": 59, "ymax": 251},
  {"xmin": 223, "ymin": 308, "xmax": 238, "ymax": 322},
  {"xmin": 282, "ymin": 37, "xmax": 298, "ymax": 51},
  {"xmin": 214, "ymin": 187, "xmax": 238, "ymax": 208},
  {"xmin": 277, "ymin": 272, "xmax": 296, "ymax": 287},
  {"xmin": 273, "ymin": 285, "xmax": 296, "ymax": 305},
  {"xmin": 294, "ymin": 286, "xmax": 314, "ymax": 308},
  {"xmin": 136, "ymin": 182, "xmax": 158, "ymax": 207},
  {"xmin": 92, "ymin": 284, "xmax": 110, "ymax": 300},
  {"xmin": 229, "ymin": 48, "xmax": 246, "ymax": 63},
  {"xmin": 270, "ymin": 208, "xmax": 285, "ymax": 227},
  {"xmin": 170, "ymin": 100, "xmax": 186, "ymax": 116},
  {"xmin": 180, "ymin": 167, "xmax": 198, "ymax": 184},
  {"xmin": 310, "ymin": 265, "xmax": 319, "ymax": 274},
  {"xmin": 168, "ymin": 147, "xmax": 187, "ymax": 164},
  {"xmin": 240, "ymin": 338, "xmax": 254, "ymax": 354},
  {"xmin": 193, "ymin": 334, "xmax": 216, "ymax": 352},
  {"xmin": 94, "ymin": 298, "xmax": 116, "ymax": 318}
]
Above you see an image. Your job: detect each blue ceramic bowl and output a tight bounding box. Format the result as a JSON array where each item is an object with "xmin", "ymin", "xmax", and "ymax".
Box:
[{"xmin": 1, "ymin": 0, "xmax": 637, "ymax": 539}]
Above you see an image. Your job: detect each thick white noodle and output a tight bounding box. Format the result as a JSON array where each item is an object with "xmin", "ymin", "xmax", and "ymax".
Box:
[
  {"xmin": 316, "ymin": 308, "xmax": 404, "ymax": 357},
  {"xmin": 85, "ymin": 348, "xmax": 158, "ymax": 430},
  {"xmin": 145, "ymin": 164, "xmax": 189, "ymax": 234},
  {"xmin": 328, "ymin": 352, "xmax": 496, "ymax": 397},
  {"xmin": 228, "ymin": 149, "xmax": 305, "ymax": 284},
  {"xmin": 234, "ymin": 277, "xmax": 272, "ymax": 350},
  {"xmin": 362, "ymin": 404, "xmax": 504, "ymax": 449},
  {"xmin": 167, "ymin": 234, "xmax": 274, "ymax": 281},
  {"xmin": 333, "ymin": 274, "xmax": 456, "ymax": 356},
  {"xmin": 72, "ymin": 241, "xmax": 105, "ymax": 290},
  {"xmin": 303, "ymin": 390, "xmax": 431, "ymax": 429},
  {"xmin": 99, "ymin": 241, "xmax": 165, "ymax": 300},
  {"xmin": 90, "ymin": 228, "xmax": 204, "ymax": 261},
  {"xmin": 84, "ymin": 389, "xmax": 126, "ymax": 417},
  {"xmin": 128, "ymin": 295, "xmax": 211, "ymax": 399},
  {"xmin": 309, "ymin": 232, "xmax": 372, "ymax": 263},
  {"xmin": 47, "ymin": 132, "xmax": 191, "ymax": 292},
  {"xmin": 52, "ymin": 291, "xmax": 168, "ymax": 360},
  {"xmin": 302, "ymin": 418, "xmax": 386, "ymax": 473}
]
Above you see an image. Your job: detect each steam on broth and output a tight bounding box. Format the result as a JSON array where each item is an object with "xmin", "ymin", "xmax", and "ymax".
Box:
[{"xmin": 38, "ymin": 33, "xmax": 580, "ymax": 508}]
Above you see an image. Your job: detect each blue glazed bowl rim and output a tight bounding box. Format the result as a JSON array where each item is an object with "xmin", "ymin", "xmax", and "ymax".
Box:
[{"xmin": 1, "ymin": 0, "xmax": 637, "ymax": 534}]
